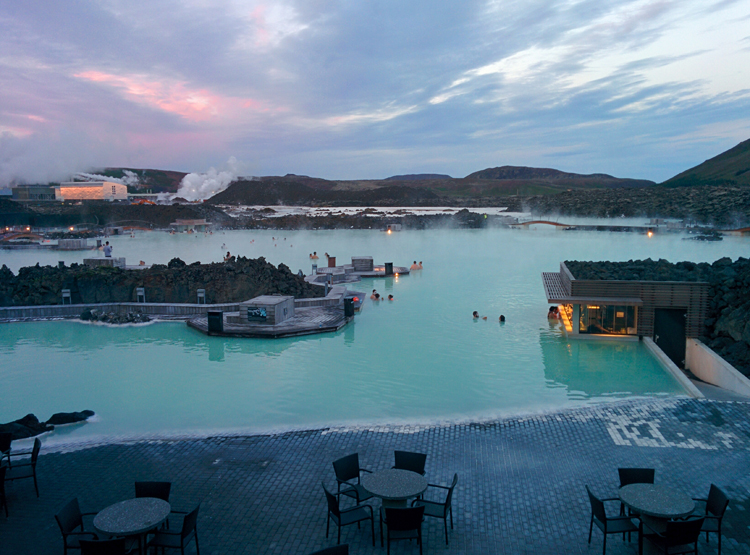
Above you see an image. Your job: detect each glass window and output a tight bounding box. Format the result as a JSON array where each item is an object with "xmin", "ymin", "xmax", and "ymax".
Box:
[{"xmin": 579, "ymin": 305, "xmax": 636, "ymax": 335}]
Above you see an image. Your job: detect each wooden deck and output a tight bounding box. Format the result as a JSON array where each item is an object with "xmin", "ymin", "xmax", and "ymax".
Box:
[{"xmin": 187, "ymin": 306, "xmax": 351, "ymax": 338}]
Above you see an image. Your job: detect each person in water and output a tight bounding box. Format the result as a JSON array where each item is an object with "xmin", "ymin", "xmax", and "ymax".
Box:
[
  {"xmin": 410, "ymin": 261, "xmax": 419, "ymax": 270},
  {"xmin": 388, "ymin": 294, "xmax": 394, "ymax": 301},
  {"xmin": 373, "ymin": 293, "xmax": 381, "ymax": 300},
  {"xmin": 548, "ymin": 306, "xmax": 561, "ymax": 320},
  {"xmin": 473, "ymin": 311, "xmax": 487, "ymax": 320},
  {"xmin": 499, "ymin": 315, "xmax": 506, "ymax": 323},
  {"xmin": 310, "ymin": 252, "xmax": 319, "ymax": 259},
  {"xmin": 418, "ymin": 261, "xmax": 423, "ymax": 269},
  {"xmin": 224, "ymin": 251, "xmax": 232, "ymax": 262},
  {"xmin": 370, "ymin": 289, "xmax": 378, "ymax": 300}
]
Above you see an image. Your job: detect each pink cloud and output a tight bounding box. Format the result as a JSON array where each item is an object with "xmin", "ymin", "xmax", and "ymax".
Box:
[{"xmin": 74, "ymin": 71, "xmax": 263, "ymax": 122}]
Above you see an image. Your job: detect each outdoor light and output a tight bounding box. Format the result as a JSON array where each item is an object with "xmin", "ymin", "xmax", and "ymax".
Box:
[
  {"xmin": 647, "ymin": 230, "xmax": 653, "ymax": 238},
  {"xmin": 69, "ymin": 226, "xmax": 74, "ymax": 231},
  {"xmin": 387, "ymin": 229, "xmax": 392, "ymax": 234}
]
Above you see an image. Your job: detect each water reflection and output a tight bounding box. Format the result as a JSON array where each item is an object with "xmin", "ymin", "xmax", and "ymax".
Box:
[{"xmin": 539, "ymin": 332, "xmax": 683, "ymax": 399}]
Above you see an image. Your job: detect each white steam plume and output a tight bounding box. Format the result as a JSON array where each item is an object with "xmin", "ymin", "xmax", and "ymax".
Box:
[{"xmin": 175, "ymin": 157, "xmax": 243, "ymax": 201}]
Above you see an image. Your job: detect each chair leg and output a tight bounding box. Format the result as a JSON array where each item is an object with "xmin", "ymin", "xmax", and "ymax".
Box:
[
  {"xmin": 380, "ymin": 514, "xmax": 384, "ymax": 548},
  {"xmin": 718, "ymin": 528, "xmax": 722, "ymax": 555},
  {"xmin": 444, "ymin": 516, "xmax": 449, "ymax": 545},
  {"xmin": 588, "ymin": 515, "xmax": 594, "ymax": 543},
  {"xmin": 33, "ymin": 471, "xmax": 39, "ymax": 497},
  {"xmin": 195, "ymin": 530, "xmax": 200, "ymax": 555},
  {"xmin": 450, "ymin": 506, "xmax": 453, "ymax": 529},
  {"xmin": 419, "ymin": 529, "xmax": 423, "ymax": 555},
  {"xmin": 326, "ymin": 515, "xmax": 330, "ymax": 539},
  {"xmin": 602, "ymin": 533, "xmax": 606, "ymax": 555},
  {"xmin": 370, "ymin": 516, "xmax": 375, "ymax": 546},
  {"xmin": 337, "ymin": 523, "xmax": 341, "ymax": 545}
]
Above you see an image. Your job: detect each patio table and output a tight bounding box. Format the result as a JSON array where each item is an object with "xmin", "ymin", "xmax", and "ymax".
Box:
[
  {"xmin": 619, "ymin": 483, "xmax": 695, "ymax": 555},
  {"xmin": 362, "ymin": 468, "xmax": 428, "ymax": 508},
  {"xmin": 94, "ymin": 497, "xmax": 170, "ymax": 554}
]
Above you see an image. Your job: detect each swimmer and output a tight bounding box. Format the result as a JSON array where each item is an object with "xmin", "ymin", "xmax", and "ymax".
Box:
[
  {"xmin": 139, "ymin": 260, "xmax": 145, "ymax": 266},
  {"xmin": 410, "ymin": 260, "xmax": 419, "ymax": 270},
  {"xmin": 418, "ymin": 261, "xmax": 423, "ymax": 269},
  {"xmin": 310, "ymin": 251, "xmax": 319, "ymax": 260},
  {"xmin": 370, "ymin": 289, "xmax": 378, "ymax": 300},
  {"xmin": 548, "ymin": 306, "xmax": 561, "ymax": 320},
  {"xmin": 499, "ymin": 315, "xmax": 506, "ymax": 323},
  {"xmin": 224, "ymin": 251, "xmax": 231, "ymax": 262},
  {"xmin": 373, "ymin": 293, "xmax": 381, "ymax": 300},
  {"xmin": 473, "ymin": 311, "xmax": 487, "ymax": 320},
  {"xmin": 387, "ymin": 294, "xmax": 394, "ymax": 301}
]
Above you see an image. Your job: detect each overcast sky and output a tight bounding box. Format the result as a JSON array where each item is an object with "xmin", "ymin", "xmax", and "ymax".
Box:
[{"xmin": 1, "ymin": 0, "xmax": 749, "ymax": 184}]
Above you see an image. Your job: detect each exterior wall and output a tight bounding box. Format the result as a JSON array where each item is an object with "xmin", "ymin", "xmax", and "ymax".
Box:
[
  {"xmin": 56, "ymin": 182, "xmax": 127, "ymax": 201},
  {"xmin": 561, "ymin": 262, "xmax": 709, "ymax": 338},
  {"xmin": 11, "ymin": 186, "xmax": 56, "ymax": 201},
  {"xmin": 685, "ymin": 338, "xmax": 750, "ymax": 396}
]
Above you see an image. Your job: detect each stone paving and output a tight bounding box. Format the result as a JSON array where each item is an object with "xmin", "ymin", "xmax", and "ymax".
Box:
[{"xmin": 1, "ymin": 398, "xmax": 750, "ymax": 555}]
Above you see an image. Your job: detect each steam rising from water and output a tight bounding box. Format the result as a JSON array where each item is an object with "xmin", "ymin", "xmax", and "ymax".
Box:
[{"xmin": 175, "ymin": 156, "xmax": 243, "ymax": 201}]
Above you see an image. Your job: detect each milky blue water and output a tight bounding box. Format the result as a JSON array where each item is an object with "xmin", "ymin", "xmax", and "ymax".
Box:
[{"xmin": 1, "ymin": 224, "xmax": 747, "ymax": 446}]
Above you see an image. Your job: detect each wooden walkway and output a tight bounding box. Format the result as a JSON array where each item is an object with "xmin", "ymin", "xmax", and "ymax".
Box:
[{"xmin": 187, "ymin": 306, "xmax": 351, "ymax": 338}]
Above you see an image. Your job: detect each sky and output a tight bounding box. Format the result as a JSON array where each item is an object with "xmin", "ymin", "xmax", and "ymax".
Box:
[{"xmin": 1, "ymin": 0, "xmax": 750, "ymax": 186}]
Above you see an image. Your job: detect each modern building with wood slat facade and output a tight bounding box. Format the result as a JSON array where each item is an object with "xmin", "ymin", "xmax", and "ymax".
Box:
[{"xmin": 543, "ymin": 262, "xmax": 709, "ymax": 339}]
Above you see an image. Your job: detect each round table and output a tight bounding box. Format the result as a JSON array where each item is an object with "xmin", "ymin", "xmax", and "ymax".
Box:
[
  {"xmin": 94, "ymin": 498, "xmax": 170, "ymax": 554},
  {"xmin": 619, "ymin": 483, "xmax": 695, "ymax": 519},
  {"xmin": 362, "ymin": 469, "xmax": 428, "ymax": 508}
]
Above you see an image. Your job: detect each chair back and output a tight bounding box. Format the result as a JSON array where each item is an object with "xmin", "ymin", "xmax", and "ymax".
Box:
[
  {"xmin": 80, "ymin": 538, "xmax": 127, "ymax": 555},
  {"xmin": 618, "ymin": 467, "xmax": 655, "ymax": 488},
  {"xmin": 444, "ymin": 473, "xmax": 458, "ymax": 508},
  {"xmin": 135, "ymin": 481, "xmax": 171, "ymax": 502},
  {"xmin": 0, "ymin": 432, "xmax": 11, "ymax": 454},
  {"xmin": 181, "ymin": 505, "xmax": 200, "ymax": 539},
  {"xmin": 706, "ymin": 484, "xmax": 729, "ymax": 517},
  {"xmin": 332, "ymin": 454, "xmax": 360, "ymax": 483},
  {"xmin": 664, "ymin": 517, "xmax": 705, "ymax": 547},
  {"xmin": 586, "ymin": 486, "xmax": 607, "ymax": 523},
  {"xmin": 394, "ymin": 451, "xmax": 427, "ymax": 475},
  {"xmin": 55, "ymin": 498, "xmax": 84, "ymax": 535},
  {"xmin": 310, "ymin": 543, "xmax": 349, "ymax": 555},
  {"xmin": 308, "ymin": 545, "xmax": 349, "ymax": 555},
  {"xmin": 30, "ymin": 438, "xmax": 41, "ymax": 466},
  {"xmin": 385, "ymin": 506, "xmax": 425, "ymax": 532},
  {"xmin": 322, "ymin": 483, "xmax": 341, "ymax": 517}
]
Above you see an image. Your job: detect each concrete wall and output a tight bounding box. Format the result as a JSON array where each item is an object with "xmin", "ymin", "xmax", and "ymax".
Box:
[
  {"xmin": 685, "ymin": 338, "xmax": 750, "ymax": 397},
  {"xmin": 643, "ymin": 337, "xmax": 703, "ymax": 398}
]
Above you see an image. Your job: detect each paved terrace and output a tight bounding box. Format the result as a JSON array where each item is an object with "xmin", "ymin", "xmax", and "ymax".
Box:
[{"xmin": 2, "ymin": 398, "xmax": 750, "ymax": 555}]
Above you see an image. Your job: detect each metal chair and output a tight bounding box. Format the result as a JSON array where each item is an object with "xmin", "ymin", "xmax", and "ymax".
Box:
[
  {"xmin": 412, "ymin": 473, "xmax": 457, "ymax": 544},
  {"xmin": 147, "ymin": 504, "xmax": 200, "ymax": 555},
  {"xmin": 332, "ymin": 454, "xmax": 373, "ymax": 504},
  {"xmin": 393, "ymin": 451, "xmax": 427, "ymax": 476},
  {"xmin": 323, "ymin": 483, "xmax": 375, "ymax": 546},
  {"xmin": 586, "ymin": 485, "xmax": 639, "ymax": 555},
  {"xmin": 643, "ymin": 516, "xmax": 705, "ymax": 555},
  {"xmin": 135, "ymin": 481, "xmax": 172, "ymax": 529},
  {"xmin": 79, "ymin": 538, "xmax": 127, "ymax": 555},
  {"xmin": 54, "ymin": 498, "xmax": 99, "ymax": 555},
  {"xmin": 4, "ymin": 437, "xmax": 41, "ymax": 497},
  {"xmin": 0, "ymin": 466, "xmax": 8, "ymax": 517},
  {"xmin": 618, "ymin": 468, "xmax": 655, "ymax": 514},
  {"xmin": 381, "ymin": 506, "xmax": 425, "ymax": 555},
  {"xmin": 693, "ymin": 484, "xmax": 729, "ymax": 554},
  {"xmin": 0, "ymin": 432, "xmax": 11, "ymax": 466}
]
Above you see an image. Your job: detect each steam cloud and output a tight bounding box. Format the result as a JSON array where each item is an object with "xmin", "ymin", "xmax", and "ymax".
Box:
[{"xmin": 175, "ymin": 157, "xmax": 243, "ymax": 201}]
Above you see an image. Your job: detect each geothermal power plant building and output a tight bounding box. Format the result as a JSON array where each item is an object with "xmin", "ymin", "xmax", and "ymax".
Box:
[{"xmin": 55, "ymin": 181, "xmax": 128, "ymax": 201}]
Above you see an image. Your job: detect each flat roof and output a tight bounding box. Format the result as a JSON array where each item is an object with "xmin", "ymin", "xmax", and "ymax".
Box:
[{"xmin": 542, "ymin": 272, "xmax": 643, "ymax": 305}]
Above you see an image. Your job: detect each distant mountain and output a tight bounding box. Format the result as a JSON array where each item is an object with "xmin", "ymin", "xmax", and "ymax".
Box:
[
  {"xmin": 208, "ymin": 179, "xmax": 442, "ymax": 206},
  {"xmin": 385, "ymin": 174, "xmax": 452, "ymax": 181},
  {"xmin": 466, "ymin": 165, "xmax": 654, "ymax": 187},
  {"xmin": 661, "ymin": 138, "xmax": 750, "ymax": 187}
]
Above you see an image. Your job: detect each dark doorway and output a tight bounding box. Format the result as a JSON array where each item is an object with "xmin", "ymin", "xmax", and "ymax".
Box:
[{"xmin": 654, "ymin": 309, "xmax": 687, "ymax": 368}]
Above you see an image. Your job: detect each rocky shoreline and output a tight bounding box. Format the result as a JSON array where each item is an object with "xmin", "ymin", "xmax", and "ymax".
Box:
[
  {"xmin": 0, "ymin": 256, "xmax": 322, "ymax": 307},
  {"xmin": 566, "ymin": 258, "xmax": 750, "ymax": 376}
]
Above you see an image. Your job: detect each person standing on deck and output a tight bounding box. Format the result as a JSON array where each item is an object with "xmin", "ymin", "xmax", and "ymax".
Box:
[{"xmin": 103, "ymin": 241, "xmax": 112, "ymax": 257}]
